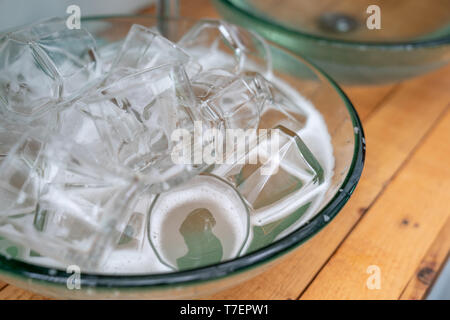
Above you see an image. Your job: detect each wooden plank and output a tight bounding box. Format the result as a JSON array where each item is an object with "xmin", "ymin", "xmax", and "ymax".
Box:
[
  {"xmin": 300, "ymin": 107, "xmax": 450, "ymax": 300},
  {"xmin": 400, "ymin": 217, "xmax": 450, "ymax": 300},
  {"xmin": 210, "ymin": 64, "xmax": 450, "ymax": 299},
  {"xmin": 343, "ymin": 84, "xmax": 398, "ymax": 121},
  {"xmin": 0, "ymin": 280, "xmax": 7, "ymax": 291},
  {"xmin": 0, "ymin": 285, "xmax": 48, "ymax": 300},
  {"xmin": 141, "ymin": 0, "xmax": 220, "ymax": 19}
]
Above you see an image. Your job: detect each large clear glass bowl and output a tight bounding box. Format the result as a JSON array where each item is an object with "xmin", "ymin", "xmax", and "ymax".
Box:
[
  {"xmin": 213, "ymin": 0, "xmax": 450, "ymax": 84},
  {"xmin": 0, "ymin": 15, "xmax": 365, "ymax": 299}
]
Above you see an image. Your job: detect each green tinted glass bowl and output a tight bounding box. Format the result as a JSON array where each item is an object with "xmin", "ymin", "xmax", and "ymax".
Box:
[
  {"xmin": 0, "ymin": 15, "xmax": 364, "ymax": 299},
  {"xmin": 213, "ymin": 0, "xmax": 450, "ymax": 84}
]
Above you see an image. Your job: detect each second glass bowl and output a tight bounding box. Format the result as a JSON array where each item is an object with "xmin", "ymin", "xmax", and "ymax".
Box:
[{"xmin": 213, "ymin": 0, "xmax": 450, "ymax": 84}]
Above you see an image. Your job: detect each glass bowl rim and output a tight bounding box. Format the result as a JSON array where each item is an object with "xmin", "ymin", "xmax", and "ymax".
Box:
[
  {"xmin": 215, "ymin": 0, "xmax": 450, "ymax": 48},
  {"xmin": 0, "ymin": 14, "xmax": 365, "ymax": 290}
]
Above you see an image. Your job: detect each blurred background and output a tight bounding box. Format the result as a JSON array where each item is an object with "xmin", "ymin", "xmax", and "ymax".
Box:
[{"xmin": 0, "ymin": 0, "xmax": 154, "ymax": 30}]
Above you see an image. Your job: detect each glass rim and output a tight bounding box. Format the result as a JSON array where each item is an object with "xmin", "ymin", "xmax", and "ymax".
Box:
[
  {"xmin": 215, "ymin": 0, "xmax": 450, "ymax": 48},
  {"xmin": 0, "ymin": 14, "xmax": 365, "ymax": 290}
]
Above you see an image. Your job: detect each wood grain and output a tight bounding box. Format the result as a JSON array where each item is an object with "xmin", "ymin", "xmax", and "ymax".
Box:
[
  {"xmin": 400, "ymin": 217, "xmax": 450, "ymax": 300},
  {"xmin": 300, "ymin": 107, "xmax": 450, "ymax": 299},
  {"xmin": 0, "ymin": 280, "xmax": 7, "ymax": 291},
  {"xmin": 141, "ymin": 0, "xmax": 220, "ymax": 19},
  {"xmin": 0, "ymin": 285, "xmax": 48, "ymax": 300},
  {"xmin": 343, "ymin": 84, "xmax": 398, "ymax": 120}
]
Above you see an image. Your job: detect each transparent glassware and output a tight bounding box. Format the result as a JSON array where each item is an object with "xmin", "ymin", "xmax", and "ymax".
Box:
[
  {"xmin": 85, "ymin": 62, "xmax": 210, "ymax": 193},
  {"xmin": 213, "ymin": 0, "xmax": 450, "ymax": 84},
  {"xmin": 148, "ymin": 173, "xmax": 250, "ymax": 271},
  {"xmin": 104, "ymin": 23, "xmax": 200, "ymax": 83},
  {"xmin": 214, "ymin": 125, "xmax": 325, "ymax": 254},
  {"xmin": 178, "ymin": 19, "xmax": 271, "ymax": 75},
  {"xmin": 0, "ymin": 18, "xmax": 101, "ymax": 120},
  {"xmin": 0, "ymin": 16, "xmax": 364, "ymax": 299},
  {"xmin": 0, "ymin": 132, "xmax": 144, "ymax": 270},
  {"xmin": 192, "ymin": 69, "xmax": 270, "ymax": 131}
]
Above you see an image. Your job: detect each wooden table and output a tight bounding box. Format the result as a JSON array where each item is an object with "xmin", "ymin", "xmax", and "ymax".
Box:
[{"xmin": 1, "ymin": 0, "xmax": 449, "ymax": 300}]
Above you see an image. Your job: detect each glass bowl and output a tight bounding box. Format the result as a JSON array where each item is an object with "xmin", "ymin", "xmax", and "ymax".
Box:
[
  {"xmin": 0, "ymin": 15, "xmax": 365, "ymax": 299},
  {"xmin": 213, "ymin": 0, "xmax": 450, "ymax": 84}
]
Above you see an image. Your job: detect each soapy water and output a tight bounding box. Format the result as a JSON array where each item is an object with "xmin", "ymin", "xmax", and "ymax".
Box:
[{"xmin": 0, "ymin": 18, "xmax": 334, "ymax": 274}]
